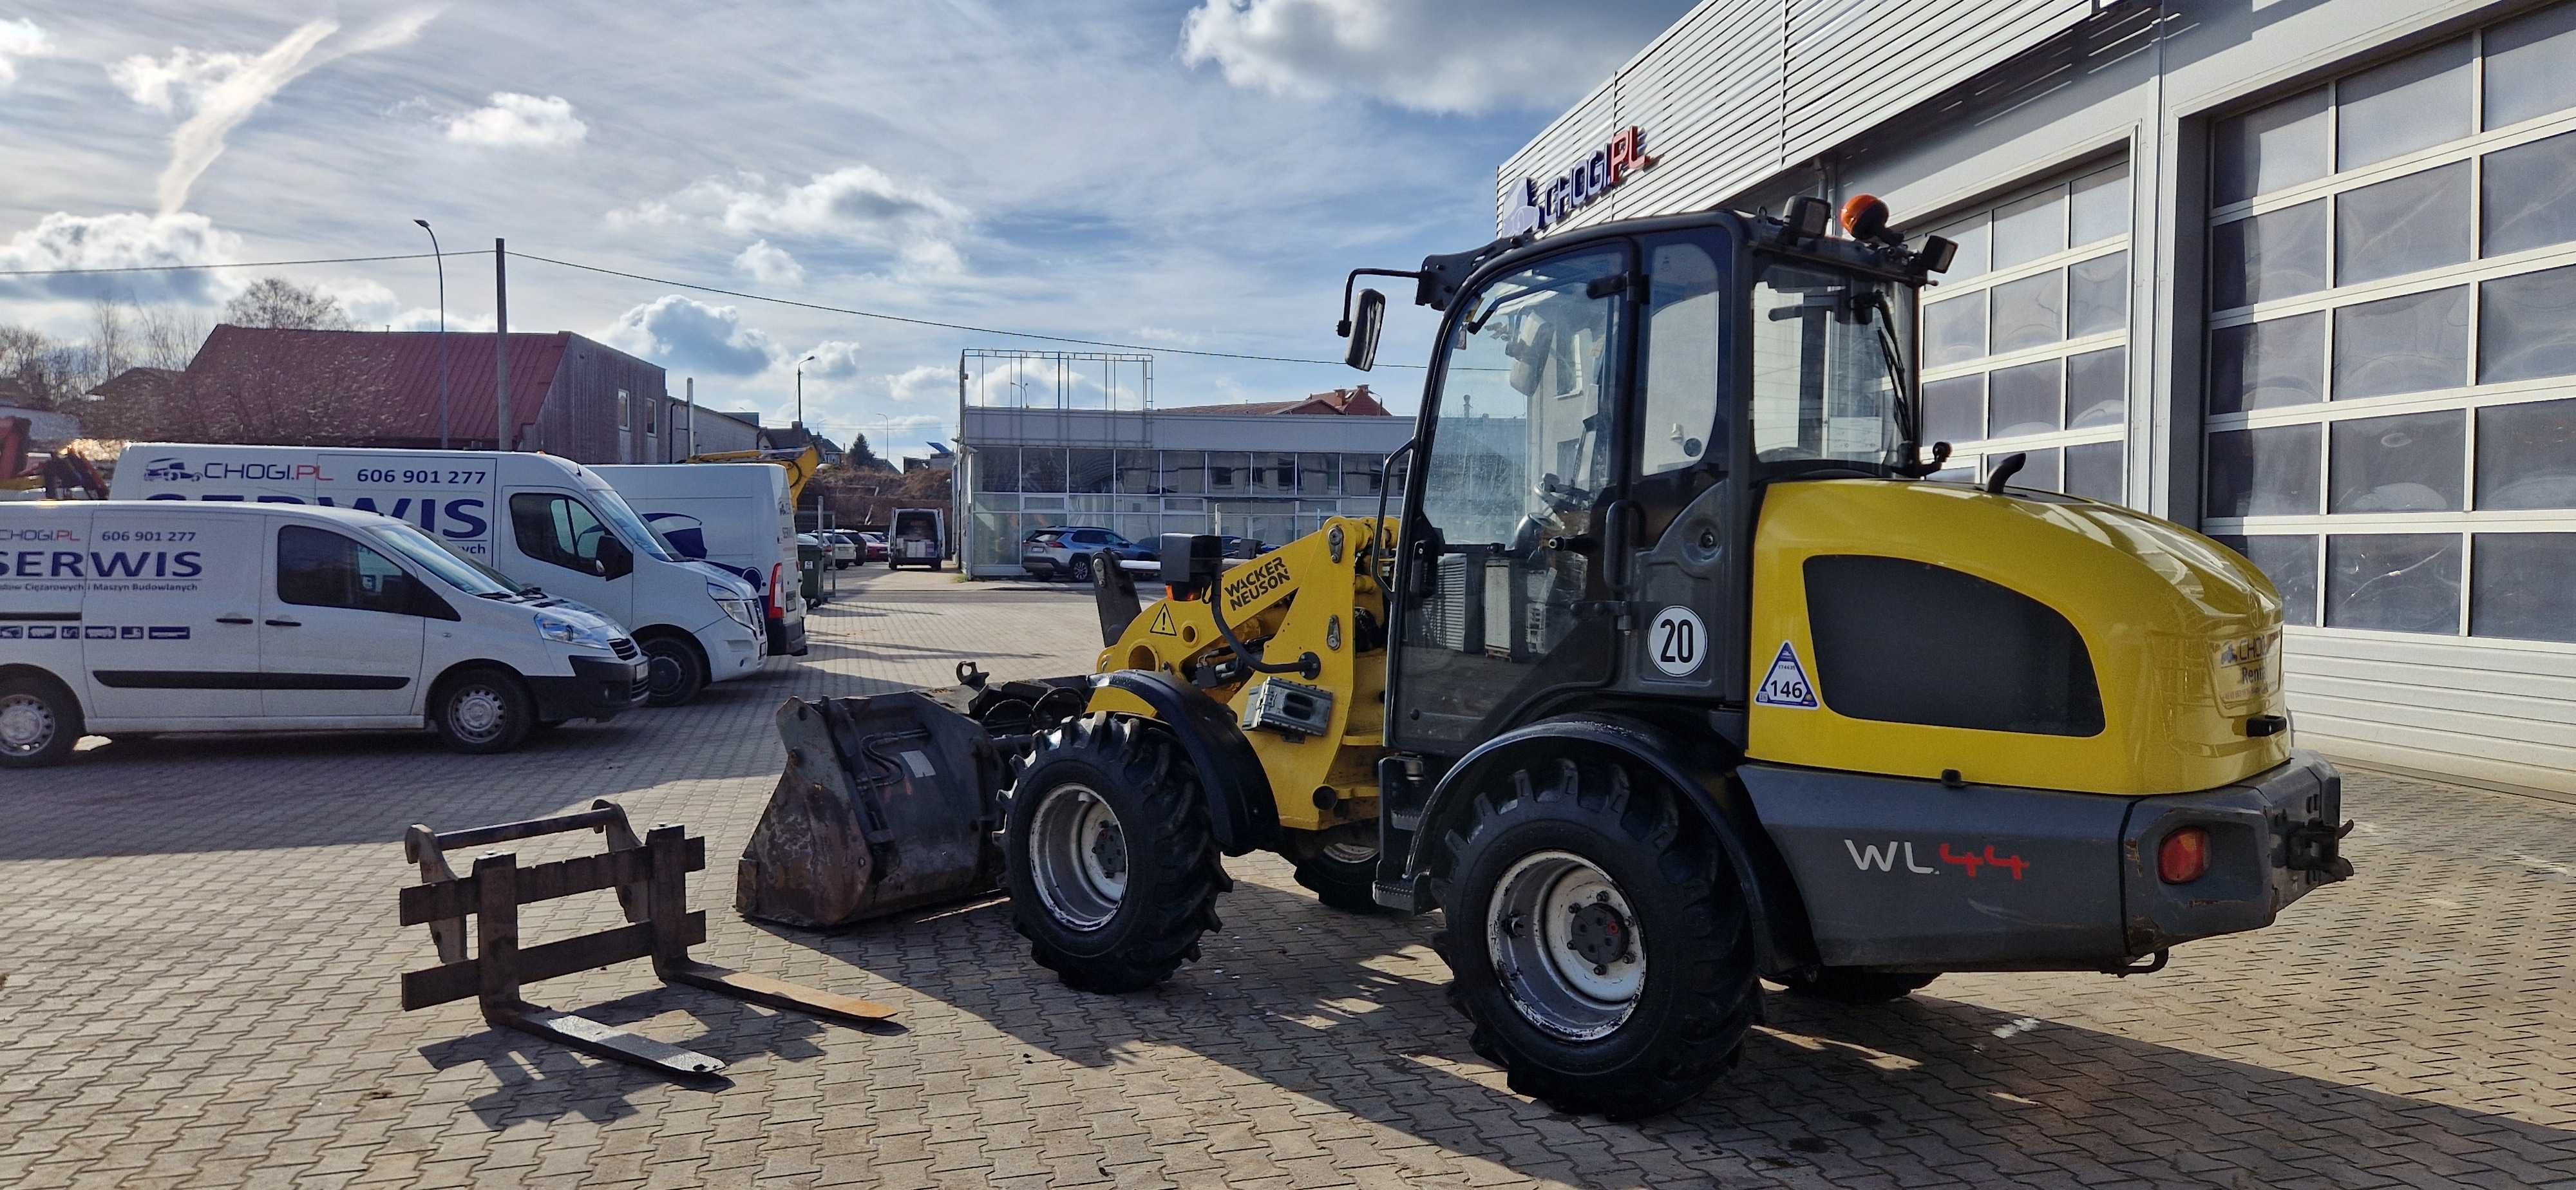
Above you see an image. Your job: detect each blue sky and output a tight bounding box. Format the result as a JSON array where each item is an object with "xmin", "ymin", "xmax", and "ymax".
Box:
[{"xmin": 0, "ymin": 0, "xmax": 1696, "ymax": 458}]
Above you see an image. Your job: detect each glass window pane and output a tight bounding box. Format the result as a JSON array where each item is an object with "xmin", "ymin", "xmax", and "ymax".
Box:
[
  {"xmin": 2334, "ymin": 162, "xmax": 2470, "ymax": 287},
  {"xmin": 1067, "ymin": 448, "xmax": 1114, "ymax": 494},
  {"xmin": 1020, "ymin": 448, "xmax": 1066, "ymax": 493},
  {"xmin": 2471, "ymin": 533, "xmax": 2576, "ymax": 642},
  {"xmin": 2206, "ymin": 423, "xmax": 2322, "ymax": 516},
  {"xmin": 2067, "ymin": 346, "xmax": 2126, "ymax": 429},
  {"xmin": 2482, "ymin": 131, "xmax": 2576, "ymax": 258},
  {"xmin": 2475, "ymin": 397, "xmax": 2576, "ymax": 510},
  {"xmin": 1301, "ymin": 452, "xmax": 1335, "ymax": 495},
  {"xmin": 1993, "ymin": 188, "xmax": 2067, "ymax": 269},
  {"xmin": 2211, "ymin": 200, "xmax": 2326, "ymax": 309},
  {"xmin": 1987, "ymin": 359, "xmax": 2061, "ymax": 439},
  {"xmin": 2209, "ymin": 312, "xmax": 2325, "ymax": 413},
  {"xmin": 2070, "ymin": 163, "xmax": 2130, "ymax": 245},
  {"xmin": 2067, "ymin": 251, "xmax": 2126, "ymax": 338},
  {"xmin": 2214, "ymin": 88, "xmax": 2328, "ymax": 205},
  {"xmin": 2485, "ymin": 1, "xmax": 2576, "ymax": 129},
  {"xmin": 972, "ymin": 446, "xmax": 1019, "ymax": 493},
  {"xmin": 1252, "ymin": 452, "xmax": 1296, "ymax": 495},
  {"xmin": 2065, "ymin": 440, "xmax": 2123, "ymax": 504},
  {"xmin": 2335, "ymin": 38, "xmax": 2472, "ymax": 171},
  {"xmin": 1341, "ymin": 453, "xmax": 1385, "ymax": 496},
  {"xmin": 2001, "ymin": 447, "xmax": 2060, "ymax": 492},
  {"xmin": 1935, "ymin": 214, "xmax": 1990, "ymax": 280},
  {"xmin": 2480, "ymin": 263, "xmax": 2576, "ymax": 384},
  {"xmin": 1640, "ymin": 239, "xmax": 1727, "ymax": 476},
  {"xmin": 2325, "ymin": 534, "xmax": 2461, "ymax": 633},
  {"xmin": 2331, "ymin": 287, "xmax": 2468, "ymax": 400},
  {"xmin": 2330, "ymin": 410, "xmax": 2465, "ymax": 513},
  {"xmin": 1162, "ymin": 450, "xmax": 1206, "ymax": 495},
  {"xmin": 1116, "ymin": 449, "xmax": 1160, "ymax": 494},
  {"xmin": 1922, "ymin": 294, "xmax": 1985, "ymax": 367},
  {"xmin": 1989, "ymin": 272, "xmax": 2065, "ymax": 354},
  {"xmin": 1204, "ymin": 451, "xmax": 1247, "ymax": 495},
  {"xmin": 1922, "ymin": 373, "xmax": 1984, "ymax": 446},
  {"xmin": 2210, "ymin": 534, "xmax": 2320, "ymax": 627}
]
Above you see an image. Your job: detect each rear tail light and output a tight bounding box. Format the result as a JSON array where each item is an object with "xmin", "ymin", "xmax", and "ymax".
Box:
[
  {"xmin": 2158, "ymin": 826, "xmax": 2210, "ymax": 884},
  {"xmin": 768, "ymin": 564, "xmax": 784, "ymax": 620}
]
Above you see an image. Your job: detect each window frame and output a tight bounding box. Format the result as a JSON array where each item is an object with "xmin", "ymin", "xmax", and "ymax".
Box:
[{"xmin": 276, "ymin": 524, "xmax": 429, "ymax": 617}]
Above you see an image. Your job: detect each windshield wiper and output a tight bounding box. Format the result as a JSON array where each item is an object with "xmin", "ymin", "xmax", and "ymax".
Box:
[{"xmin": 1866, "ymin": 291, "xmax": 1947, "ymax": 478}]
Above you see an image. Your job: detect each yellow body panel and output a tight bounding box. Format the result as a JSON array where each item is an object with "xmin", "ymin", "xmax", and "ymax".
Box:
[
  {"xmin": 1084, "ymin": 518, "xmax": 1392, "ymax": 833},
  {"xmin": 1746, "ymin": 482, "xmax": 2290, "ymax": 795}
]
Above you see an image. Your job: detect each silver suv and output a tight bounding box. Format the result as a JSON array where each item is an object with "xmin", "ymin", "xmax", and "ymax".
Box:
[{"xmin": 1021, "ymin": 526, "xmax": 1144, "ymax": 583}]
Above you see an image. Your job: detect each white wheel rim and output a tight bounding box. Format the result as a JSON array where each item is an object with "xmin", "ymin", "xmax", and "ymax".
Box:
[
  {"xmin": 1028, "ymin": 782, "xmax": 1128, "ymax": 930},
  {"xmin": 1321, "ymin": 838, "xmax": 1377, "ymax": 864},
  {"xmin": 0, "ymin": 693, "xmax": 56, "ymax": 755},
  {"xmin": 451, "ymin": 686, "xmax": 507, "ymax": 742},
  {"xmin": 1485, "ymin": 849, "xmax": 1647, "ymax": 1041}
]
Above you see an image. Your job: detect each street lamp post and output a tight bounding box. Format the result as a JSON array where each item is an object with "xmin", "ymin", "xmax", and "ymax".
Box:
[
  {"xmin": 795, "ymin": 353, "xmax": 816, "ymax": 429},
  {"xmin": 413, "ymin": 219, "xmax": 450, "ymax": 449}
]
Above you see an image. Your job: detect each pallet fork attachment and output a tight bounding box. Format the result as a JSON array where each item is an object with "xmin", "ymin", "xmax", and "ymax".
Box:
[{"xmin": 399, "ymin": 799, "xmax": 893, "ymax": 1080}]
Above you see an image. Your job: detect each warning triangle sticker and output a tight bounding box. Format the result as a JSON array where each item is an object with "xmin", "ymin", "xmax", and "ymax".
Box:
[
  {"xmin": 1148, "ymin": 603, "xmax": 1178, "ymax": 636},
  {"xmin": 1754, "ymin": 642, "xmax": 1819, "ymax": 709}
]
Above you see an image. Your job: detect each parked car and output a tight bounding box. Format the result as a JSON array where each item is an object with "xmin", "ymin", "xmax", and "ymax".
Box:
[
  {"xmin": 1021, "ymin": 525, "xmax": 1153, "ymax": 583},
  {"xmin": 857, "ymin": 532, "xmax": 887, "ymax": 563},
  {"xmin": 822, "ymin": 531, "xmax": 859, "ymax": 569}
]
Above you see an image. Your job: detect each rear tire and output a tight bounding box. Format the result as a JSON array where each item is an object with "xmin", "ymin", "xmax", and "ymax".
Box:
[
  {"xmin": 432, "ymin": 666, "xmax": 533, "ymax": 755},
  {"xmin": 1286, "ymin": 824, "xmax": 1387, "ymax": 914},
  {"xmin": 1004, "ymin": 715, "xmax": 1227, "ymax": 992},
  {"xmin": 1431, "ymin": 756, "xmax": 1756, "ymax": 1119},
  {"xmin": 0, "ymin": 674, "xmax": 82, "ymax": 769},
  {"xmin": 639, "ymin": 632, "xmax": 707, "ymax": 707},
  {"xmin": 1774, "ymin": 968, "xmax": 1938, "ymax": 1003}
]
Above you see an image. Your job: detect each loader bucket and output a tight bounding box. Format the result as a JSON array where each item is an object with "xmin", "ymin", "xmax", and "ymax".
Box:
[{"xmin": 737, "ymin": 692, "xmax": 1012, "ymax": 929}]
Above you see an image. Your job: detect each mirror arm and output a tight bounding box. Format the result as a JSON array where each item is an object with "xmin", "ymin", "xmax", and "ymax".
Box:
[{"xmin": 1341, "ymin": 267, "xmax": 1424, "ymax": 334}]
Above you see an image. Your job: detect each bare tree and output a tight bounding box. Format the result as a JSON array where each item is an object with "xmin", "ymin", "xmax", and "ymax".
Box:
[
  {"xmin": 134, "ymin": 302, "xmax": 207, "ymax": 372},
  {"xmin": 222, "ymin": 277, "xmax": 352, "ymax": 331}
]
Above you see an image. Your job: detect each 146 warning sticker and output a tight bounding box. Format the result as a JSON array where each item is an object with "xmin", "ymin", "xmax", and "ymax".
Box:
[{"xmin": 1754, "ymin": 642, "xmax": 1819, "ymax": 709}]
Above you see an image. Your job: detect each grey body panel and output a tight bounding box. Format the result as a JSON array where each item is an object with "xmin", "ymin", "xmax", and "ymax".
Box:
[{"xmin": 1744, "ymin": 751, "xmax": 2345, "ymax": 971}]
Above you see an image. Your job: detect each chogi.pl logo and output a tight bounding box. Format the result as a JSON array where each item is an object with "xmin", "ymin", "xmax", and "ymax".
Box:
[
  {"xmin": 0, "ymin": 527, "xmax": 79, "ymax": 542},
  {"xmin": 204, "ymin": 461, "xmax": 332, "ymax": 482},
  {"xmin": 141, "ymin": 457, "xmax": 200, "ymax": 482}
]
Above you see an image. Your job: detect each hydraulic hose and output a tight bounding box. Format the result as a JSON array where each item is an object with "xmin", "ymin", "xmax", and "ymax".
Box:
[{"xmin": 1206, "ymin": 581, "xmax": 1321, "ymax": 681}]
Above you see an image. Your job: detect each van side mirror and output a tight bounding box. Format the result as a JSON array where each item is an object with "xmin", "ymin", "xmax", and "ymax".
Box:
[
  {"xmin": 598, "ymin": 535, "xmax": 634, "ymax": 580},
  {"xmin": 1341, "ymin": 288, "xmax": 1387, "ymax": 372}
]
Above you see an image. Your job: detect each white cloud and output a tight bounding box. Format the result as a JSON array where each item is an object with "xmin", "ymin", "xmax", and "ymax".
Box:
[
  {"xmin": 732, "ymin": 239, "xmax": 804, "ymax": 286},
  {"xmin": 443, "ymin": 92, "xmax": 587, "ymax": 149},
  {"xmin": 614, "ymin": 166, "xmax": 967, "ymax": 258},
  {"xmin": 882, "ymin": 363, "xmax": 952, "ymax": 402},
  {"xmin": 799, "ymin": 339, "xmax": 865, "ymax": 381},
  {"xmin": 0, "ymin": 18, "xmax": 56, "ymax": 89},
  {"xmin": 0, "ymin": 211, "xmax": 242, "ymax": 301},
  {"xmin": 314, "ymin": 278, "xmax": 399, "ymax": 325},
  {"xmin": 117, "ymin": 10, "xmax": 440, "ymax": 215},
  {"xmin": 1180, "ymin": 0, "xmax": 1690, "ymax": 114},
  {"xmin": 599, "ymin": 295, "xmax": 779, "ymax": 377}
]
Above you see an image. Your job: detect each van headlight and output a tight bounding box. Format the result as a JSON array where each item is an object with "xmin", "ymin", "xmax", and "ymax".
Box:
[
  {"xmin": 535, "ymin": 611, "xmax": 618, "ymax": 650},
  {"xmin": 707, "ymin": 581, "xmax": 761, "ymax": 630}
]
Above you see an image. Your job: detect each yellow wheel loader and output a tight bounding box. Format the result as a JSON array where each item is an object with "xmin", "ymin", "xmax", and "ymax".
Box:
[{"xmin": 737, "ymin": 196, "xmax": 2354, "ymax": 1119}]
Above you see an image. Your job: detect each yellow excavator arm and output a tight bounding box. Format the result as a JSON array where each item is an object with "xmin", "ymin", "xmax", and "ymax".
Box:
[{"xmin": 683, "ymin": 445, "xmax": 822, "ymax": 503}]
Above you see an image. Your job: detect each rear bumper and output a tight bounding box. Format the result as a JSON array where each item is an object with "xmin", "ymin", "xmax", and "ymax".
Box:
[
  {"xmin": 766, "ymin": 618, "xmax": 808, "ymax": 657},
  {"xmin": 1743, "ymin": 751, "xmax": 2351, "ymax": 972},
  {"xmin": 527, "ymin": 656, "xmax": 649, "ymax": 723}
]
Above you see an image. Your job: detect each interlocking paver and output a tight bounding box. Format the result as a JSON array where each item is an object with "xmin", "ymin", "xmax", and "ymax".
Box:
[{"xmin": 4, "ymin": 567, "xmax": 2574, "ymax": 1188}]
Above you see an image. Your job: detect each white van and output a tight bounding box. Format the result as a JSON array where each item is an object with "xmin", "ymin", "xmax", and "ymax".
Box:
[
  {"xmin": 592, "ymin": 463, "xmax": 807, "ymax": 658},
  {"xmin": 888, "ymin": 507, "xmax": 945, "ymax": 570},
  {"xmin": 122, "ymin": 444, "xmax": 765, "ymax": 706},
  {"xmin": 0, "ymin": 502, "xmax": 649, "ymax": 767}
]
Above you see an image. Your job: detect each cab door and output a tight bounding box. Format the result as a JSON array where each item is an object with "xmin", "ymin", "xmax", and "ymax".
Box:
[
  {"xmin": 1389, "ymin": 243, "xmax": 1633, "ymax": 753},
  {"xmin": 500, "ymin": 489, "xmax": 636, "ymax": 623},
  {"xmin": 260, "ymin": 520, "xmax": 430, "ymax": 718}
]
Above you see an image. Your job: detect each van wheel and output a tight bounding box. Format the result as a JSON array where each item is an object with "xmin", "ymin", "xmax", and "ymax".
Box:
[
  {"xmin": 433, "ymin": 667, "xmax": 533, "ymax": 755},
  {"xmin": 639, "ymin": 633, "xmax": 707, "ymax": 706},
  {"xmin": 0, "ymin": 675, "xmax": 82, "ymax": 768}
]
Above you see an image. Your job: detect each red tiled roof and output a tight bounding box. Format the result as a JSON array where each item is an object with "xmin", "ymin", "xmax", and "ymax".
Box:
[{"xmin": 180, "ymin": 325, "xmax": 574, "ymax": 443}]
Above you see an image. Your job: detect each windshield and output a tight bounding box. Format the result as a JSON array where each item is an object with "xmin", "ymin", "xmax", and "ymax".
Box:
[
  {"xmin": 580, "ymin": 482, "xmax": 679, "ymax": 562},
  {"xmin": 1749, "ymin": 260, "xmax": 1913, "ymax": 471},
  {"xmin": 373, "ymin": 522, "xmax": 517, "ymax": 597}
]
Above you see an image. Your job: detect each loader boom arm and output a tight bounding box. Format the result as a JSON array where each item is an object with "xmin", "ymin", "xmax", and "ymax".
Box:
[{"xmin": 682, "ymin": 446, "xmax": 823, "ymax": 504}]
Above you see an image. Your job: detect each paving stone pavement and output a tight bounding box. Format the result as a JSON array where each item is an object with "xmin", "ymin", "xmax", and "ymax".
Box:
[{"xmin": 3, "ymin": 564, "xmax": 2573, "ymax": 1189}]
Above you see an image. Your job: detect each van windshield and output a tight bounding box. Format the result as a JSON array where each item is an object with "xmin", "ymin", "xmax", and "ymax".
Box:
[
  {"xmin": 374, "ymin": 523, "xmax": 517, "ymax": 597},
  {"xmin": 581, "ymin": 482, "xmax": 678, "ymax": 562}
]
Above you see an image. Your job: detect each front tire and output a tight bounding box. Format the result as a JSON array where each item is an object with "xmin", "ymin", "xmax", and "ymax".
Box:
[
  {"xmin": 433, "ymin": 667, "xmax": 533, "ymax": 755},
  {"xmin": 1432, "ymin": 757, "xmax": 1756, "ymax": 1119},
  {"xmin": 1004, "ymin": 715, "xmax": 1227, "ymax": 992},
  {"xmin": 639, "ymin": 633, "xmax": 707, "ymax": 707},
  {"xmin": 0, "ymin": 675, "xmax": 82, "ymax": 768},
  {"xmin": 1067, "ymin": 554, "xmax": 1094, "ymax": 584}
]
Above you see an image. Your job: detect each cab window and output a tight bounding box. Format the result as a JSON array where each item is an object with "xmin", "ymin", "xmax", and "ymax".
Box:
[
  {"xmin": 278, "ymin": 525, "xmax": 422, "ymax": 614},
  {"xmin": 1640, "ymin": 240, "xmax": 1727, "ymax": 476},
  {"xmin": 510, "ymin": 492, "xmax": 610, "ymax": 571}
]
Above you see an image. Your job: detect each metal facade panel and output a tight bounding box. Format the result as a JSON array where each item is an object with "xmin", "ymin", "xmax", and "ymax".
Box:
[
  {"xmin": 2282, "ymin": 633, "xmax": 2576, "ymax": 793},
  {"xmin": 1496, "ymin": 0, "xmax": 2098, "ymax": 232}
]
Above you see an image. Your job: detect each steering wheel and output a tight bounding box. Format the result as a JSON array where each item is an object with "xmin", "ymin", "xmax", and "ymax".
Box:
[{"xmin": 1532, "ymin": 472, "xmax": 1589, "ymax": 514}]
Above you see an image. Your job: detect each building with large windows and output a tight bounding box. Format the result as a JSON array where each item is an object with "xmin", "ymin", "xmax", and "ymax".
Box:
[
  {"xmin": 954, "ymin": 386, "xmax": 1410, "ymax": 578},
  {"xmin": 1506, "ymin": 0, "xmax": 2576, "ymax": 795}
]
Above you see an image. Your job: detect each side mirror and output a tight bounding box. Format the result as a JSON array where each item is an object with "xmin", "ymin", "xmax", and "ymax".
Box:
[
  {"xmin": 1341, "ymin": 288, "xmax": 1387, "ymax": 372},
  {"xmin": 598, "ymin": 535, "xmax": 634, "ymax": 580}
]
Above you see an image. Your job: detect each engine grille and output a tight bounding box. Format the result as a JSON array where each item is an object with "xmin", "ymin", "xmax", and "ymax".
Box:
[{"xmin": 610, "ymin": 638, "xmax": 639, "ymax": 660}]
